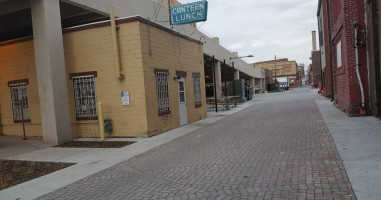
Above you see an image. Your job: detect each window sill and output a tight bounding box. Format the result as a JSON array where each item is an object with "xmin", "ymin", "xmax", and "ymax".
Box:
[
  {"xmin": 76, "ymin": 117, "xmax": 99, "ymax": 121},
  {"xmin": 13, "ymin": 119, "xmax": 31, "ymax": 123},
  {"xmin": 158, "ymin": 111, "xmax": 171, "ymax": 116}
]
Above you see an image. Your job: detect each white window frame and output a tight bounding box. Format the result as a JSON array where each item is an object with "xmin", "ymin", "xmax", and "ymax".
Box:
[
  {"xmin": 155, "ymin": 70, "xmax": 170, "ymax": 115},
  {"xmin": 9, "ymin": 82, "xmax": 30, "ymax": 123},
  {"xmin": 193, "ymin": 73, "xmax": 202, "ymax": 107},
  {"xmin": 337, "ymin": 41, "xmax": 342, "ymax": 68},
  {"xmin": 72, "ymin": 75, "xmax": 98, "ymax": 120}
]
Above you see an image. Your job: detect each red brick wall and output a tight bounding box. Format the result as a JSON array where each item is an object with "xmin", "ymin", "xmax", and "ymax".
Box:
[
  {"xmin": 329, "ymin": 0, "xmax": 369, "ymax": 115},
  {"xmin": 311, "ymin": 51, "xmax": 322, "ymax": 87},
  {"xmin": 289, "ymin": 78, "xmax": 298, "ymax": 88}
]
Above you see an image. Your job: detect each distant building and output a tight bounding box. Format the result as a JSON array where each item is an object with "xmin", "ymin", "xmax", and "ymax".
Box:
[
  {"xmin": 310, "ymin": 31, "xmax": 322, "ymax": 88},
  {"xmin": 254, "ymin": 58, "xmax": 299, "ymax": 88},
  {"xmin": 308, "ymin": 64, "xmax": 313, "ymax": 85},
  {"xmin": 298, "ymin": 64, "xmax": 305, "ymax": 86}
]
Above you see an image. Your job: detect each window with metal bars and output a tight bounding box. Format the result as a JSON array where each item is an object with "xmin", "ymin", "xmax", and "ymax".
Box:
[
  {"xmin": 155, "ymin": 70, "xmax": 170, "ymax": 115},
  {"xmin": 193, "ymin": 73, "xmax": 202, "ymax": 107},
  {"xmin": 72, "ymin": 75, "xmax": 98, "ymax": 120},
  {"xmin": 9, "ymin": 83, "xmax": 31, "ymax": 123}
]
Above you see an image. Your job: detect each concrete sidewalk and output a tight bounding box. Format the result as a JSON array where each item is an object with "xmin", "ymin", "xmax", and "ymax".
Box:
[
  {"xmin": 0, "ymin": 99, "xmax": 257, "ymax": 200},
  {"xmin": 316, "ymin": 96, "xmax": 381, "ymax": 200}
]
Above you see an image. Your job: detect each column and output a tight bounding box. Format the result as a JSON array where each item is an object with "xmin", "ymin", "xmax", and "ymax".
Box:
[
  {"xmin": 234, "ymin": 70, "xmax": 240, "ymax": 80},
  {"xmin": 214, "ymin": 61, "xmax": 222, "ymax": 97},
  {"xmin": 249, "ymin": 78, "xmax": 255, "ymax": 87},
  {"xmin": 249, "ymin": 78, "xmax": 255, "ymax": 90},
  {"xmin": 31, "ymin": 0, "xmax": 72, "ymax": 144}
]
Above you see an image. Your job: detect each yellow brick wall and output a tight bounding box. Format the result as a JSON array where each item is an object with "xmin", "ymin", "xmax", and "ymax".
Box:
[
  {"xmin": 0, "ymin": 40, "xmax": 43, "ymax": 137},
  {"xmin": 0, "ymin": 22, "xmax": 149, "ymax": 138},
  {"xmin": 63, "ymin": 22, "xmax": 148, "ymax": 138},
  {"xmin": 139, "ymin": 22, "xmax": 207, "ymax": 136},
  {"xmin": 255, "ymin": 60, "xmax": 298, "ymax": 76},
  {"xmin": 0, "ymin": 19, "xmax": 206, "ymax": 138}
]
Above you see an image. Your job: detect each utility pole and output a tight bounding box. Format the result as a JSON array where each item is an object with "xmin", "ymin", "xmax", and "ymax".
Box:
[
  {"xmin": 168, "ymin": 0, "xmax": 172, "ymax": 25},
  {"xmin": 224, "ymin": 59, "xmax": 229, "ymax": 110},
  {"xmin": 212, "ymin": 56, "xmax": 218, "ymax": 112},
  {"xmin": 274, "ymin": 55, "xmax": 277, "ymax": 83}
]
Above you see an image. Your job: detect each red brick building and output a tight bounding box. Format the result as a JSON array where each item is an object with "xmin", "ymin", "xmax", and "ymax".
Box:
[
  {"xmin": 310, "ymin": 50, "xmax": 322, "ymax": 88},
  {"xmin": 318, "ymin": 0, "xmax": 369, "ymax": 116},
  {"xmin": 317, "ymin": 0, "xmax": 333, "ymax": 98}
]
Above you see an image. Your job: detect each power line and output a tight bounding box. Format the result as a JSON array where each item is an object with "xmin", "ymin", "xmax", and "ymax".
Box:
[{"xmin": 190, "ymin": 22, "xmax": 206, "ymax": 36}]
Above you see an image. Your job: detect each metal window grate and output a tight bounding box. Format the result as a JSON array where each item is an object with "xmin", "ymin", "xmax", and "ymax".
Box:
[
  {"xmin": 155, "ymin": 71, "xmax": 170, "ymax": 114},
  {"xmin": 10, "ymin": 83, "xmax": 30, "ymax": 122},
  {"xmin": 72, "ymin": 75, "xmax": 98, "ymax": 119},
  {"xmin": 193, "ymin": 73, "xmax": 202, "ymax": 105}
]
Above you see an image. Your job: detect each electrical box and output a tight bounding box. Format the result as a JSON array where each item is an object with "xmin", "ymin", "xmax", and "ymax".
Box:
[
  {"xmin": 104, "ymin": 118, "xmax": 113, "ymax": 133},
  {"xmin": 234, "ymin": 79, "xmax": 247, "ymax": 102}
]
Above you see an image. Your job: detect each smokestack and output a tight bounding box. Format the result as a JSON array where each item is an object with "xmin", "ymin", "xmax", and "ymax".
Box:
[{"xmin": 312, "ymin": 31, "xmax": 317, "ymax": 51}]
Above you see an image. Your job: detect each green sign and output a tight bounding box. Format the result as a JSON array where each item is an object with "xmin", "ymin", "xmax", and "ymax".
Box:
[{"xmin": 171, "ymin": 1, "xmax": 208, "ymax": 25}]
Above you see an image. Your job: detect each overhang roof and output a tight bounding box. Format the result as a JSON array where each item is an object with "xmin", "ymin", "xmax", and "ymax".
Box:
[{"xmin": 0, "ymin": 0, "xmax": 109, "ymax": 42}]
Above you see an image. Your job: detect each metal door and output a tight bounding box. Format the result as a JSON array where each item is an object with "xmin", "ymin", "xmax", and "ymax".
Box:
[{"xmin": 178, "ymin": 78, "xmax": 188, "ymax": 126}]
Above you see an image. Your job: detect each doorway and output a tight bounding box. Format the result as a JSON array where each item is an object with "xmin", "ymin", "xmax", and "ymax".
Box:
[{"xmin": 178, "ymin": 78, "xmax": 188, "ymax": 126}]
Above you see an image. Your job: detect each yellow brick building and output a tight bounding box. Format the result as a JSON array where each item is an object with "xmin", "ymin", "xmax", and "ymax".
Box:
[
  {"xmin": 0, "ymin": 16, "xmax": 207, "ymax": 138},
  {"xmin": 254, "ymin": 58, "xmax": 298, "ymax": 77}
]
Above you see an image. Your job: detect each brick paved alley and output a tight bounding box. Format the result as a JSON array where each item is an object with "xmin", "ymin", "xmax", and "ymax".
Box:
[{"xmin": 37, "ymin": 88, "xmax": 356, "ymax": 200}]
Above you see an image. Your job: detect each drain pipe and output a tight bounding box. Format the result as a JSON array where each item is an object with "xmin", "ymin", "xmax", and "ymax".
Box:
[
  {"xmin": 110, "ymin": 7, "xmax": 125, "ymax": 79},
  {"xmin": 354, "ymin": 22, "xmax": 365, "ymax": 116}
]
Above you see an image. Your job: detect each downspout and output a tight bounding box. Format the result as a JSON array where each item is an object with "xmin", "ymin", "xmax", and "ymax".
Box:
[
  {"xmin": 326, "ymin": 0, "xmax": 334, "ymax": 101},
  {"xmin": 371, "ymin": 0, "xmax": 381, "ymax": 116},
  {"xmin": 110, "ymin": 7, "xmax": 125, "ymax": 79},
  {"xmin": 354, "ymin": 22, "xmax": 365, "ymax": 116}
]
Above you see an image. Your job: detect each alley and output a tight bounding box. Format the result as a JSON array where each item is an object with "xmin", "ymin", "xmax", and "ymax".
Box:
[{"xmin": 35, "ymin": 88, "xmax": 356, "ymax": 200}]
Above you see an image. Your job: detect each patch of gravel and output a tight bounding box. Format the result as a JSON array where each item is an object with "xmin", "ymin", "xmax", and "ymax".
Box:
[{"xmin": 0, "ymin": 160, "xmax": 74, "ymax": 190}]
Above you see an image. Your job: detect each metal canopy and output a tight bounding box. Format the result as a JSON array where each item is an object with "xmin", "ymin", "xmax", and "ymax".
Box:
[{"xmin": 0, "ymin": 0, "xmax": 109, "ymax": 42}]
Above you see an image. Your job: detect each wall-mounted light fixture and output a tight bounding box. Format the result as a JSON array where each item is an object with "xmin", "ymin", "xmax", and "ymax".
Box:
[{"xmin": 173, "ymin": 76, "xmax": 181, "ymax": 80}]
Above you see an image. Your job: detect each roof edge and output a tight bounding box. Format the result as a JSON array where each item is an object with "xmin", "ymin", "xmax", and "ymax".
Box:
[{"xmin": 63, "ymin": 15, "xmax": 203, "ymax": 45}]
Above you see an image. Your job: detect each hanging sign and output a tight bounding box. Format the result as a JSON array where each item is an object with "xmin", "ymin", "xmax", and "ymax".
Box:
[
  {"xmin": 171, "ymin": 1, "xmax": 208, "ymax": 25},
  {"xmin": 121, "ymin": 91, "xmax": 130, "ymax": 106}
]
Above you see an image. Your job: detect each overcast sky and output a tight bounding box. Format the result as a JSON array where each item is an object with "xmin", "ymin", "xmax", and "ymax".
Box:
[{"xmin": 178, "ymin": 0, "xmax": 319, "ymax": 67}]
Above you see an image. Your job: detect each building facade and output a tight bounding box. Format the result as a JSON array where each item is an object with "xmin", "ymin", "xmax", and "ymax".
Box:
[
  {"xmin": 310, "ymin": 51, "xmax": 322, "ymax": 88},
  {"xmin": 317, "ymin": 0, "xmax": 333, "ymax": 97},
  {"xmin": 254, "ymin": 58, "xmax": 299, "ymax": 89},
  {"xmin": 0, "ymin": 17, "xmax": 207, "ymax": 139},
  {"xmin": 318, "ymin": 0, "xmax": 369, "ymax": 116},
  {"xmin": 310, "ymin": 31, "xmax": 322, "ymax": 89}
]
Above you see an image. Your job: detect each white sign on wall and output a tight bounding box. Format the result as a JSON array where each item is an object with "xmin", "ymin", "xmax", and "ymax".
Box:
[{"xmin": 121, "ymin": 91, "xmax": 130, "ymax": 106}]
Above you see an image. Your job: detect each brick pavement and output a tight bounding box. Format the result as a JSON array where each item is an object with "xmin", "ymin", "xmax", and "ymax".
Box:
[{"xmin": 36, "ymin": 92, "xmax": 356, "ymax": 200}]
